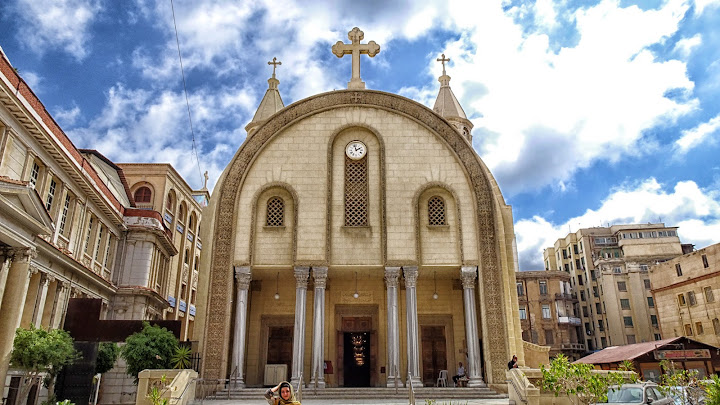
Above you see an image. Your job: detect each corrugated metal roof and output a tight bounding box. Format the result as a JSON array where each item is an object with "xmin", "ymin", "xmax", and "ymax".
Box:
[{"xmin": 574, "ymin": 337, "xmax": 681, "ymax": 364}]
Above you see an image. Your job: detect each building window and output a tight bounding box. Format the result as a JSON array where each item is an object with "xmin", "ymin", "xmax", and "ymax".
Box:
[
  {"xmin": 427, "ymin": 196, "xmax": 446, "ymax": 225},
  {"xmin": 714, "ymin": 318, "xmax": 720, "ymax": 335},
  {"xmin": 613, "ymin": 266, "xmax": 622, "ymax": 274},
  {"xmin": 678, "ymin": 294, "xmax": 686, "ymax": 306},
  {"xmin": 94, "ymin": 225, "xmax": 104, "ymax": 261},
  {"xmin": 684, "ymin": 324, "xmax": 693, "ymax": 336},
  {"xmin": 617, "ymin": 281, "xmax": 627, "ymax": 292},
  {"xmin": 545, "ymin": 330, "xmax": 554, "ymax": 345},
  {"xmin": 519, "ymin": 307, "xmax": 527, "ymax": 320},
  {"xmin": 29, "ymin": 162, "xmax": 40, "ymax": 188},
  {"xmin": 695, "ymin": 322, "xmax": 704, "ymax": 335},
  {"xmin": 516, "ymin": 282, "xmax": 525, "ymax": 297},
  {"xmin": 676, "ymin": 263, "xmax": 682, "ymax": 276},
  {"xmin": 104, "ymin": 236, "xmax": 113, "ymax": 268},
  {"xmin": 564, "ymin": 263, "xmax": 570, "ymax": 272},
  {"xmin": 647, "ymin": 296, "xmax": 655, "ymax": 307},
  {"xmin": 539, "ymin": 280, "xmax": 548, "ymax": 295},
  {"xmin": 582, "ymin": 306, "xmax": 588, "ymax": 317},
  {"xmin": 620, "ymin": 299, "xmax": 630, "ymax": 310},
  {"xmin": 266, "ymin": 197, "xmax": 284, "ymax": 227},
  {"xmin": 654, "ymin": 333, "xmax": 662, "ymax": 340},
  {"xmin": 596, "ymin": 303, "xmax": 602, "ymax": 314},
  {"xmin": 644, "ymin": 279, "xmax": 651, "ymax": 289},
  {"xmin": 46, "ymin": 177, "xmax": 57, "ymax": 212},
  {"xmin": 640, "ymin": 264, "xmax": 649, "ymax": 271},
  {"xmin": 627, "ymin": 335, "xmax": 636, "ymax": 344},
  {"xmin": 59, "ymin": 192, "xmax": 72, "ymax": 235},
  {"xmin": 134, "ymin": 186, "xmax": 152, "ymax": 203},
  {"xmin": 651, "ymin": 315, "xmax": 658, "ymax": 327},
  {"xmin": 593, "ymin": 286, "xmax": 598, "ymax": 297},
  {"xmin": 344, "ymin": 153, "xmax": 368, "ymax": 226},
  {"xmin": 687, "ymin": 291, "xmax": 697, "ymax": 306},
  {"xmin": 577, "ymin": 275, "xmax": 583, "ymax": 285},
  {"xmin": 598, "ymin": 320, "xmax": 605, "ymax": 331},
  {"xmin": 84, "ymin": 217, "xmax": 94, "ymax": 253},
  {"xmin": 601, "ymin": 336, "xmax": 607, "ymax": 347},
  {"xmin": 542, "ymin": 305, "xmax": 551, "ymax": 319},
  {"xmin": 580, "ymin": 291, "xmax": 586, "ymax": 301},
  {"xmin": 623, "ymin": 316, "xmax": 634, "ymax": 327},
  {"xmin": 702, "ymin": 254, "xmax": 709, "ymax": 268},
  {"xmin": 704, "ymin": 286, "xmax": 715, "ymax": 303}
]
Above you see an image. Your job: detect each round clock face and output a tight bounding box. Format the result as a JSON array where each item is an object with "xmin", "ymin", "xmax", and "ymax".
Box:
[{"xmin": 345, "ymin": 141, "xmax": 367, "ymax": 160}]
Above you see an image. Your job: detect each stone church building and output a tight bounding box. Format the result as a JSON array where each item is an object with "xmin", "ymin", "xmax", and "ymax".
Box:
[{"xmin": 195, "ymin": 28, "xmax": 524, "ymax": 390}]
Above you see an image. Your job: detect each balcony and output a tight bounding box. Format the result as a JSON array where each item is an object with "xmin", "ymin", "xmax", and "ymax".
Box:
[
  {"xmin": 555, "ymin": 292, "xmax": 578, "ymax": 302},
  {"xmin": 561, "ymin": 343, "xmax": 586, "ymax": 351},
  {"xmin": 558, "ymin": 316, "xmax": 582, "ymax": 325}
]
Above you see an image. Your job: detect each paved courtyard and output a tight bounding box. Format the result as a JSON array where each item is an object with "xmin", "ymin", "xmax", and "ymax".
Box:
[{"xmin": 195, "ymin": 399, "xmax": 511, "ymax": 405}]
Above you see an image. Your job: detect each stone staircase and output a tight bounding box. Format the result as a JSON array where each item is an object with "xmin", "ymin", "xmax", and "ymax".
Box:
[{"xmin": 207, "ymin": 387, "xmax": 507, "ymax": 401}]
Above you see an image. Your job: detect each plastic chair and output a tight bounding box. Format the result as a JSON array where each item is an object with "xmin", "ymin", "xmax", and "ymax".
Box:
[{"xmin": 436, "ymin": 370, "xmax": 448, "ymax": 387}]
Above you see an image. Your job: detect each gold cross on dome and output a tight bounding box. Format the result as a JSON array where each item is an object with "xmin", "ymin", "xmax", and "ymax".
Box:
[
  {"xmin": 332, "ymin": 27, "xmax": 381, "ymax": 89},
  {"xmin": 268, "ymin": 57, "xmax": 282, "ymax": 78},
  {"xmin": 437, "ymin": 53, "xmax": 450, "ymax": 76}
]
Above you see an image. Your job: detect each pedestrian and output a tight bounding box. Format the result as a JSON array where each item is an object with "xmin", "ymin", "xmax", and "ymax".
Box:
[
  {"xmin": 508, "ymin": 354, "xmax": 518, "ymax": 370},
  {"xmin": 452, "ymin": 362, "xmax": 466, "ymax": 386},
  {"xmin": 264, "ymin": 381, "xmax": 301, "ymax": 405}
]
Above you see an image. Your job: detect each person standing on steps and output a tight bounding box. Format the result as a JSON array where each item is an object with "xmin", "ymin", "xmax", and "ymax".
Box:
[
  {"xmin": 452, "ymin": 362, "xmax": 466, "ymax": 386},
  {"xmin": 264, "ymin": 381, "xmax": 301, "ymax": 405}
]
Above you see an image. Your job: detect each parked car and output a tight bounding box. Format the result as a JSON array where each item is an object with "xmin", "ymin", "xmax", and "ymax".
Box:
[
  {"xmin": 606, "ymin": 383, "xmax": 674, "ymax": 405},
  {"xmin": 665, "ymin": 385, "xmax": 706, "ymax": 405}
]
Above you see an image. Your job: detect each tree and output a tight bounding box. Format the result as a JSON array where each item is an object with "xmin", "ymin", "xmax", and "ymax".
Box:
[
  {"xmin": 170, "ymin": 345, "xmax": 192, "ymax": 369},
  {"xmin": 540, "ymin": 354, "xmax": 627, "ymax": 405},
  {"xmin": 120, "ymin": 322, "xmax": 178, "ymax": 383},
  {"xmin": 657, "ymin": 360, "xmax": 704, "ymax": 405},
  {"xmin": 702, "ymin": 374, "xmax": 720, "ymax": 405},
  {"xmin": 10, "ymin": 326, "xmax": 80, "ymax": 405},
  {"xmin": 95, "ymin": 342, "xmax": 120, "ymax": 375}
]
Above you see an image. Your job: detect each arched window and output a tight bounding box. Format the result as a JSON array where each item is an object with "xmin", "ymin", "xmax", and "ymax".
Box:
[
  {"xmin": 134, "ymin": 186, "xmax": 152, "ymax": 203},
  {"xmin": 178, "ymin": 203, "xmax": 187, "ymax": 224},
  {"xmin": 344, "ymin": 152, "xmax": 368, "ymax": 226},
  {"xmin": 188, "ymin": 212, "xmax": 195, "ymax": 230},
  {"xmin": 184, "ymin": 248, "xmax": 189, "ymax": 265},
  {"xmin": 266, "ymin": 197, "xmax": 284, "ymax": 227},
  {"xmin": 166, "ymin": 191, "xmax": 176, "ymax": 211},
  {"xmin": 428, "ymin": 196, "xmax": 446, "ymax": 226}
]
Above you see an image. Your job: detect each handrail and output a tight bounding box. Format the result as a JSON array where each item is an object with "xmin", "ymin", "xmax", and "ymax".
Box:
[
  {"xmin": 407, "ymin": 371, "xmax": 415, "ymax": 405},
  {"xmin": 507, "ymin": 370, "xmax": 528, "ymax": 404},
  {"xmin": 170, "ymin": 375, "xmax": 198, "ymax": 405}
]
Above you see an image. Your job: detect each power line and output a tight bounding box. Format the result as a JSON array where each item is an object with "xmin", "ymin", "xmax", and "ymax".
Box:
[{"xmin": 170, "ymin": 0, "xmax": 204, "ymax": 187}]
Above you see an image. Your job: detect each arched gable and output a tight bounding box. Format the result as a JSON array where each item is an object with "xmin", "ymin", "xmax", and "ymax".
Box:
[{"xmin": 203, "ymin": 90, "xmax": 513, "ymax": 384}]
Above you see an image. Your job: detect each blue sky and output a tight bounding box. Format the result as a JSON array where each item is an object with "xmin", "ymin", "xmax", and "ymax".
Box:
[{"xmin": 1, "ymin": 0, "xmax": 719, "ymax": 270}]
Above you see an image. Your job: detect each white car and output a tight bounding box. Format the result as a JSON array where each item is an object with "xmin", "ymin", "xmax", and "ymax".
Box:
[{"xmin": 606, "ymin": 383, "xmax": 674, "ymax": 405}]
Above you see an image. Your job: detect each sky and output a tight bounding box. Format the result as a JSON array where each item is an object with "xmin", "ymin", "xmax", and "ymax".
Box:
[{"xmin": 1, "ymin": 0, "xmax": 719, "ymax": 270}]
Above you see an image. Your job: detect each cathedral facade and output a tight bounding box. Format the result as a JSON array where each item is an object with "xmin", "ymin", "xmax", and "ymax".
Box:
[{"xmin": 195, "ymin": 29, "xmax": 523, "ymax": 390}]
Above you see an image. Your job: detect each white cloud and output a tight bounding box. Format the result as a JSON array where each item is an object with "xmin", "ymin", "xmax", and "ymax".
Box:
[
  {"xmin": 19, "ymin": 71, "xmax": 42, "ymax": 91},
  {"xmin": 53, "ymin": 104, "xmax": 81, "ymax": 127},
  {"xmin": 694, "ymin": 0, "xmax": 720, "ymax": 15},
  {"xmin": 10, "ymin": 0, "xmax": 101, "ymax": 60},
  {"xmin": 673, "ymin": 34, "xmax": 702, "ymax": 58},
  {"xmin": 675, "ymin": 114, "xmax": 720, "ymax": 153},
  {"xmin": 515, "ymin": 178, "xmax": 720, "ymax": 269}
]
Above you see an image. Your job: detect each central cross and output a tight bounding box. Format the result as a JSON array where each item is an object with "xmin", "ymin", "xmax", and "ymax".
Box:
[
  {"xmin": 437, "ymin": 53, "xmax": 450, "ymax": 76},
  {"xmin": 268, "ymin": 57, "xmax": 282, "ymax": 78},
  {"xmin": 332, "ymin": 27, "xmax": 380, "ymax": 90}
]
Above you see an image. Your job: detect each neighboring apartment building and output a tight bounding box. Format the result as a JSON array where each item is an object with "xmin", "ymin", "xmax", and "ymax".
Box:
[
  {"xmin": 118, "ymin": 163, "xmax": 208, "ymax": 340},
  {"xmin": 544, "ymin": 223, "xmax": 688, "ymax": 353},
  {"xmin": 650, "ymin": 242, "xmax": 720, "ymax": 347},
  {"xmin": 0, "ymin": 47, "xmax": 204, "ymax": 404},
  {"xmin": 515, "ymin": 270, "xmax": 585, "ymax": 360}
]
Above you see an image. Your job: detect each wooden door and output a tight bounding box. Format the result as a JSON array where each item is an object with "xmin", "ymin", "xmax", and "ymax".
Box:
[
  {"xmin": 267, "ymin": 326, "xmax": 293, "ymax": 381},
  {"xmin": 421, "ymin": 326, "xmax": 447, "ymax": 386}
]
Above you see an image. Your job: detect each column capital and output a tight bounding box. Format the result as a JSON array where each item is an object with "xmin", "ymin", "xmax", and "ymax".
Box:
[
  {"xmin": 234, "ymin": 266, "xmax": 252, "ymax": 290},
  {"xmin": 461, "ymin": 266, "xmax": 477, "ymax": 289},
  {"xmin": 403, "ymin": 266, "xmax": 419, "ymax": 288},
  {"xmin": 7, "ymin": 247, "xmax": 37, "ymax": 262},
  {"xmin": 384, "ymin": 267, "xmax": 401, "ymax": 287},
  {"xmin": 294, "ymin": 266, "xmax": 310, "ymax": 288},
  {"xmin": 61, "ymin": 281, "xmax": 72, "ymax": 289},
  {"xmin": 312, "ymin": 267, "xmax": 328, "ymax": 288}
]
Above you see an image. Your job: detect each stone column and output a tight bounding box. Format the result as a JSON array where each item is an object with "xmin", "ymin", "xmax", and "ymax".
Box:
[
  {"xmin": 53, "ymin": 281, "xmax": 71, "ymax": 329},
  {"xmin": 461, "ymin": 266, "xmax": 485, "ymax": 387},
  {"xmin": 32, "ymin": 273, "xmax": 51, "ymax": 327},
  {"xmin": 384, "ymin": 267, "xmax": 401, "ymax": 387},
  {"xmin": 403, "ymin": 266, "xmax": 422, "ymax": 387},
  {"xmin": 310, "ymin": 267, "xmax": 328, "ymax": 389},
  {"xmin": 291, "ymin": 266, "xmax": 310, "ymax": 387},
  {"xmin": 0, "ymin": 248, "xmax": 36, "ymax": 387},
  {"xmin": 0, "ymin": 254, "xmax": 12, "ymax": 309},
  {"xmin": 231, "ymin": 266, "xmax": 252, "ymax": 388}
]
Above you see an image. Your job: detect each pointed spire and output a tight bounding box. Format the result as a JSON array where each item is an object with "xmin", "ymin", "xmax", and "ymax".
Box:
[
  {"xmin": 432, "ymin": 54, "xmax": 473, "ymax": 142},
  {"xmin": 245, "ymin": 57, "xmax": 285, "ymax": 135}
]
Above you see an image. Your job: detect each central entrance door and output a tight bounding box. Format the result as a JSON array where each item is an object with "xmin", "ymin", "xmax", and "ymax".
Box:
[
  {"xmin": 267, "ymin": 326, "xmax": 293, "ymax": 381},
  {"xmin": 421, "ymin": 326, "xmax": 447, "ymax": 386},
  {"xmin": 343, "ymin": 331, "xmax": 371, "ymax": 386}
]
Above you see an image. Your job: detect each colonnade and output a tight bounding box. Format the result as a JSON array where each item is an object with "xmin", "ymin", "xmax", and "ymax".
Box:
[{"xmin": 230, "ymin": 265, "xmax": 486, "ymax": 388}]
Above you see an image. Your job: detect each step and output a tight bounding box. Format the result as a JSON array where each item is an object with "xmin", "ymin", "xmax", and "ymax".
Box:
[{"xmin": 206, "ymin": 387, "xmax": 507, "ymax": 400}]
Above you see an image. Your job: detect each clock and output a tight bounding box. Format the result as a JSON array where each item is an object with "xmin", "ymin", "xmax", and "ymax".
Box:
[{"xmin": 345, "ymin": 141, "xmax": 367, "ymax": 160}]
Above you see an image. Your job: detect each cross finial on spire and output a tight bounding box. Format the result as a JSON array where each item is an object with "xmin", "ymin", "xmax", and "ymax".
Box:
[
  {"xmin": 268, "ymin": 57, "xmax": 282, "ymax": 78},
  {"xmin": 332, "ymin": 27, "xmax": 381, "ymax": 90},
  {"xmin": 437, "ymin": 53, "xmax": 450, "ymax": 76}
]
